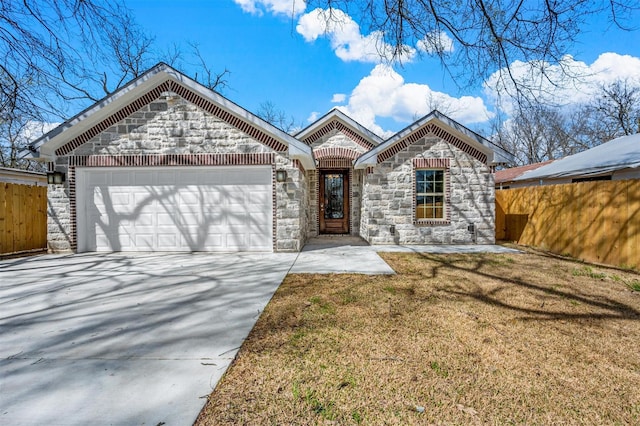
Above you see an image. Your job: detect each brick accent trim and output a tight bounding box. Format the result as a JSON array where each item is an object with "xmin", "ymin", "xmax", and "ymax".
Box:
[
  {"xmin": 412, "ymin": 158, "xmax": 450, "ymax": 168},
  {"xmin": 378, "ymin": 123, "xmax": 488, "ymax": 165},
  {"xmin": 317, "ymin": 158, "xmax": 352, "ymax": 169},
  {"xmin": 314, "ymin": 147, "xmax": 360, "ymax": 160},
  {"xmin": 67, "ymin": 152, "xmax": 276, "ymax": 251},
  {"xmin": 271, "ymin": 165, "xmax": 277, "ymax": 251},
  {"xmin": 56, "ymin": 80, "xmax": 287, "ymax": 156},
  {"xmin": 412, "ymin": 158, "xmax": 452, "ymax": 226},
  {"xmin": 69, "ymin": 153, "xmax": 275, "ymax": 167},
  {"xmin": 302, "ymin": 119, "xmax": 375, "ymax": 150}
]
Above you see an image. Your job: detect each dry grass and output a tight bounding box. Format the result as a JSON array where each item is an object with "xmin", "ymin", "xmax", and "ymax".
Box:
[{"xmin": 195, "ymin": 249, "xmax": 640, "ymax": 425}]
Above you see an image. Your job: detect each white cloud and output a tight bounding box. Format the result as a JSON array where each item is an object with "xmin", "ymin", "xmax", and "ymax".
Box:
[
  {"xmin": 296, "ymin": 8, "xmax": 415, "ymax": 63},
  {"xmin": 331, "ymin": 93, "xmax": 346, "ymax": 103},
  {"xmin": 417, "ymin": 31, "xmax": 454, "ymax": 55},
  {"xmin": 306, "ymin": 111, "xmax": 320, "ymax": 122},
  {"xmin": 339, "ymin": 64, "xmax": 492, "ymax": 137},
  {"xmin": 484, "ymin": 52, "xmax": 640, "ymax": 114},
  {"xmin": 22, "ymin": 121, "xmax": 59, "ymax": 142},
  {"xmin": 233, "ymin": 0, "xmax": 306, "ymax": 16}
]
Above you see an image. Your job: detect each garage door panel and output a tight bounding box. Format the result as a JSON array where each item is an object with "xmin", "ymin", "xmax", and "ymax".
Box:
[
  {"xmin": 250, "ymin": 233, "xmax": 272, "ymax": 248},
  {"xmin": 199, "ymin": 234, "xmax": 224, "ymax": 249},
  {"xmin": 225, "ymin": 233, "xmax": 247, "ymax": 248},
  {"xmin": 78, "ymin": 166, "xmax": 273, "ymax": 252},
  {"xmin": 157, "ymin": 234, "xmax": 178, "ymax": 247},
  {"xmin": 133, "ymin": 234, "xmax": 153, "ymax": 249},
  {"xmin": 179, "ymin": 189, "xmax": 203, "ymax": 205}
]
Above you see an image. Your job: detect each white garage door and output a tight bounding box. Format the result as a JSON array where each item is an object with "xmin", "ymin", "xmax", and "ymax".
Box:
[{"xmin": 76, "ymin": 166, "xmax": 273, "ymax": 252}]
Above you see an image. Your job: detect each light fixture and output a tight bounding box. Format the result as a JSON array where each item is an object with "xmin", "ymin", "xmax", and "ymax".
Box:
[
  {"xmin": 47, "ymin": 171, "xmax": 65, "ymax": 184},
  {"xmin": 275, "ymin": 170, "xmax": 288, "ymax": 183}
]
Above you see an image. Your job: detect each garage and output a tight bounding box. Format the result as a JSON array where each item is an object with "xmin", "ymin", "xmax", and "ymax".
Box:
[{"xmin": 75, "ymin": 166, "xmax": 273, "ymax": 252}]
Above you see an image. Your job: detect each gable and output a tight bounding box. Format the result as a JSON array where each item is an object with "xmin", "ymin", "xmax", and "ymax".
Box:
[
  {"xmin": 300, "ymin": 119, "xmax": 376, "ymax": 151},
  {"xmin": 296, "ymin": 109, "xmax": 383, "ymax": 152},
  {"xmin": 355, "ymin": 111, "xmax": 511, "ymax": 169},
  {"xmin": 56, "ymin": 80, "xmax": 287, "ymax": 157},
  {"xmin": 377, "ymin": 122, "xmax": 488, "ymax": 164},
  {"xmin": 24, "ymin": 63, "xmax": 314, "ymax": 169}
]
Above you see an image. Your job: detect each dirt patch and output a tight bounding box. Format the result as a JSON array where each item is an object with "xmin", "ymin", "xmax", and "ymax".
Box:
[{"xmin": 196, "ymin": 249, "xmax": 640, "ymax": 425}]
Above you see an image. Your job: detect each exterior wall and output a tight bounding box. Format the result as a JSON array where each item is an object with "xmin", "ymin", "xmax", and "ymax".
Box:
[
  {"xmin": 0, "ymin": 168, "xmax": 46, "ymax": 186},
  {"xmin": 351, "ymin": 169, "xmax": 364, "ymax": 237},
  {"xmin": 613, "ymin": 168, "xmax": 640, "ymax": 180},
  {"xmin": 47, "ymin": 93, "xmax": 306, "ymax": 252},
  {"xmin": 308, "ymin": 130, "xmax": 369, "ymax": 237},
  {"xmin": 275, "ymin": 157, "xmax": 308, "ymax": 251},
  {"xmin": 310, "ymin": 131, "xmax": 368, "ymax": 152},
  {"xmin": 361, "ymin": 137, "xmax": 495, "ymax": 245}
]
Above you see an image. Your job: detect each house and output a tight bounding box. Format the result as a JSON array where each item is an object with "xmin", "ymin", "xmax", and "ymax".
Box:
[
  {"xmin": 494, "ymin": 160, "xmax": 554, "ymax": 189},
  {"xmin": 22, "ymin": 63, "xmax": 513, "ymax": 253},
  {"xmin": 512, "ymin": 134, "xmax": 640, "ymax": 186}
]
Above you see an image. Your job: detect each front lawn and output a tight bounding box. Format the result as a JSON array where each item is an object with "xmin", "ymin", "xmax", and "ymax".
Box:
[{"xmin": 196, "ymin": 249, "xmax": 640, "ymax": 425}]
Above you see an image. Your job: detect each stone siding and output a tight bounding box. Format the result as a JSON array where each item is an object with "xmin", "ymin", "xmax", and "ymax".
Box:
[
  {"xmin": 361, "ymin": 137, "xmax": 495, "ymax": 244},
  {"xmin": 311, "ymin": 131, "xmax": 369, "ymax": 153},
  {"xmin": 275, "ymin": 157, "xmax": 308, "ymax": 251},
  {"xmin": 47, "ymin": 93, "xmax": 306, "ymax": 252}
]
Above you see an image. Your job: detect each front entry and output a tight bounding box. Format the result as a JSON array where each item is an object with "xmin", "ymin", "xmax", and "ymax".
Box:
[{"xmin": 319, "ymin": 169, "xmax": 349, "ymax": 234}]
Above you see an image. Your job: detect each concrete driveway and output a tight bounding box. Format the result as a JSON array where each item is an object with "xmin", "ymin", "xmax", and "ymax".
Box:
[{"xmin": 0, "ymin": 252, "xmax": 297, "ymax": 426}]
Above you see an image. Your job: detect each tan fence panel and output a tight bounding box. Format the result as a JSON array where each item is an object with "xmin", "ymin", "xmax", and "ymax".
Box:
[
  {"xmin": 496, "ymin": 180, "xmax": 640, "ymax": 269},
  {"xmin": 0, "ymin": 183, "xmax": 47, "ymax": 255}
]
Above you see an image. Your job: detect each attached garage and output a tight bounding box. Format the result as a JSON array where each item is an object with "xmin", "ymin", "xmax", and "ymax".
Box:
[
  {"xmin": 75, "ymin": 166, "xmax": 273, "ymax": 252},
  {"xmin": 23, "ymin": 63, "xmax": 314, "ymax": 253}
]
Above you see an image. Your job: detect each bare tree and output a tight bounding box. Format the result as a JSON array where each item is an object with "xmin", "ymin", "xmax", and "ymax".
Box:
[
  {"xmin": 493, "ymin": 79, "xmax": 640, "ymax": 166},
  {"xmin": 592, "ymin": 79, "xmax": 640, "ymax": 137},
  {"xmin": 0, "ymin": 0, "xmax": 230, "ymax": 169},
  {"xmin": 256, "ymin": 101, "xmax": 300, "ymax": 134},
  {"xmin": 492, "ymin": 104, "xmax": 574, "ymax": 166},
  {"xmin": 307, "ymin": 1, "xmax": 638, "ymax": 95},
  {"xmin": 566, "ymin": 79, "xmax": 640, "ymax": 150}
]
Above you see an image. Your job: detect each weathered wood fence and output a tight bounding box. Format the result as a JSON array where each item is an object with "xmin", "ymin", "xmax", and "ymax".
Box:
[
  {"xmin": 496, "ymin": 180, "xmax": 640, "ymax": 269},
  {"xmin": 0, "ymin": 182, "xmax": 48, "ymax": 255}
]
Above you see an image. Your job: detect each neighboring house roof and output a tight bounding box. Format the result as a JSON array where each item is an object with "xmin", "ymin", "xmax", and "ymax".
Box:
[
  {"xmin": 0, "ymin": 167, "xmax": 46, "ymax": 186},
  {"xmin": 354, "ymin": 110, "xmax": 515, "ymax": 169},
  {"xmin": 21, "ymin": 62, "xmax": 315, "ymax": 170},
  {"xmin": 295, "ymin": 108, "xmax": 383, "ymax": 149},
  {"xmin": 494, "ymin": 160, "xmax": 554, "ymax": 184},
  {"xmin": 516, "ymin": 133, "xmax": 640, "ymax": 181}
]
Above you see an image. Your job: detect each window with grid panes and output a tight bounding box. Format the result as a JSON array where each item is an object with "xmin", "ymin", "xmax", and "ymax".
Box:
[{"xmin": 415, "ymin": 169, "xmax": 445, "ymax": 220}]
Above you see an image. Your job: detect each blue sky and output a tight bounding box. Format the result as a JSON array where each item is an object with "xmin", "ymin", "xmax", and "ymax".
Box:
[{"xmin": 127, "ymin": 0, "xmax": 640, "ymax": 137}]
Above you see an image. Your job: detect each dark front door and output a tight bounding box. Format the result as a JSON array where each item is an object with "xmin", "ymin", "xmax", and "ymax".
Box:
[{"xmin": 319, "ymin": 170, "xmax": 349, "ymax": 234}]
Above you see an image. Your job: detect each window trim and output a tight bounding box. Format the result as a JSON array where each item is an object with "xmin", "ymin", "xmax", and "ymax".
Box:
[{"xmin": 413, "ymin": 158, "xmax": 451, "ymax": 225}]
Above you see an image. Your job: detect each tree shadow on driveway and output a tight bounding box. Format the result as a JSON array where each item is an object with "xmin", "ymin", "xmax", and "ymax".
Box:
[{"xmin": 0, "ymin": 252, "xmax": 296, "ymax": 425}]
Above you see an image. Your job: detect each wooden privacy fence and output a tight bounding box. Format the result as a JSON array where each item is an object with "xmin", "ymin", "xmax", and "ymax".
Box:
[
  {"xmin": 0, "ymin": 182, "xmax": 48, "ymax": 255},
  {"xmin": 496, "ymin": 180, "xmax": 640, "ymax": 269}
]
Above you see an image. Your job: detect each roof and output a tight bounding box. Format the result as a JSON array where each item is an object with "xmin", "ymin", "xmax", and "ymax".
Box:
[
  {"xmin": 0, "ymin": 167, "xmax": 46, "ymax": 186},
  {"xmin": 494, "ymin": 160, "xmax": 554, "ymax": 183},
  {"xmin": 21, "ymin": 63, "xmax": 315, "ymax": 170},
  {"xmin": 516, "ymin": 133, "xmax": 640, "ymax": 181},
  {"xmin": 295, "ymin": 108, "xmax": 383, "ymax": 148},
  {"xmin": 354, "ymin": 110, "xmax": 515, "ymax": 169}
]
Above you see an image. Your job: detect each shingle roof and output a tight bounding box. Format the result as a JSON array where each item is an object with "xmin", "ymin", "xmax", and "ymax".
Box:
[
  {"xmin": 516, "ymin": 134, "xmax": 640, "ymax": 181},
  {"xmin": 494, "ymin": 160, "xmax": 554, "ymax": 183}
]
